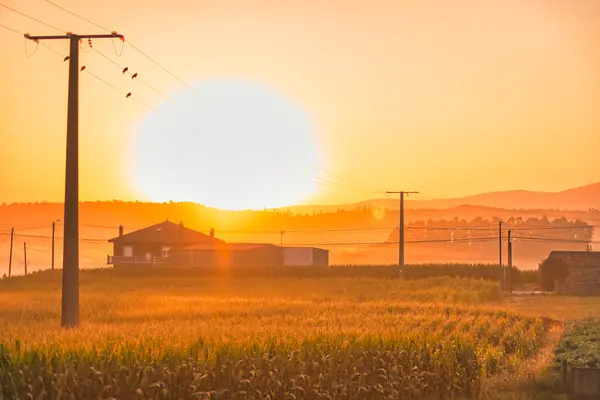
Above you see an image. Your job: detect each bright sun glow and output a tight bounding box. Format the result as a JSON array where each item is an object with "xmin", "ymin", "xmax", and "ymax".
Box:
[{"xmin": 131, "ymin": 79, "xmax": 321, "ymax": 210}]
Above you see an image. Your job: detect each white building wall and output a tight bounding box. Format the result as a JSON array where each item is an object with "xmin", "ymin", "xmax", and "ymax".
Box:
[{"xmin": 283, "ymin": 247, "xmax": 314, "ymax": 266}]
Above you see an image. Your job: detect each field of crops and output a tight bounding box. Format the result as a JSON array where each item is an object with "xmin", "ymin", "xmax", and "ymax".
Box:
[
  {"xmin": 554, "ymin": 318, "xmax": 600, "ymax": 369},
  {"xmin": 0, "ymin": 269, "xmax": 548, "ymax": 399}
]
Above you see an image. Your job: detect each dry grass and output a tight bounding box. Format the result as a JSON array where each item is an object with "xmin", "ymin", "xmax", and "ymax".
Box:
[
  {"xmin": 0, "ymin": 267, "xmax": 582, "ymax": 399},
  {"xmin": 497, "ymin": 293, "xmax": 600, "ymax": 321}
]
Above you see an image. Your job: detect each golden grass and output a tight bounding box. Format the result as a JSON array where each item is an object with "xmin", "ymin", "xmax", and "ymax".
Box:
[{"xmin": 0, "ymin": 268, "xmax": 558, "ymax": 399}]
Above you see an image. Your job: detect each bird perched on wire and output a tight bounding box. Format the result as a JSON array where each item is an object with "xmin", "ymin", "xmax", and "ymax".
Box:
[
  {"xmin": 122, "ymin": 67, "xmax": 129, "ymax": 74},
  {"xmin": 126, "ymin": 93, "xmax": 132, "ymax": 99},
  {"xmin": 131, "ymin": 73, "xmax": 138, "ymax": 80}
]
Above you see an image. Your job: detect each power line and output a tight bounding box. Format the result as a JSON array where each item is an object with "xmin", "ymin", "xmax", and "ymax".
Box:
[
  {"xmin": 42, "ymin": 0, "xmax": 111, "ymax": 32},
  {"xmin": 505, "ymin": 225, "xmax": 596, "ymax": 231},
  {"xmin": 125, "ymin": 42, "xmax": 197, "ymax": 93},
  {"xmin": 514, "ymin": 236, "xmax": 600, "ymax": 244},
  {"xmin": 85, "ymin": 69, "xmax": 155, "ymax": 111},
  {"xmin": 39, "ymin": 39, "xmax": 156, "ymax": 111},
  {"xmin": 40, "ymin": 0, "xmax": 196, "ymax": 93},
  {"xmin": 0, "ymin": 23, "xmax": 24, "ymax": 36},
  {"xmin": 313, "ymin": 164, "xmax": 385, "ymax": 194},
  {"xmin": 27, "ymin": 246, "xmax": 107, "ymax": 262},
  {"xmin": 311, "ymin": 178, "xmax": 382, "ymax": 196},
  {"xmin": 406, "ymin": 225, "xmax": 496, "ymax": 231},
  {"xmin": 91, "ymin": 47, "xmax": 175, "ymax": 103},
  {"xmin": 39, "ymin": 42, "xmax": 65, "ymax": 58},
  {"xmin": 12, "ymin": 233, "xmax": 106, "ymax": 243},
  {"xmin": 0, "ymin": 3, "xmax": 64, "ymax": 33}
]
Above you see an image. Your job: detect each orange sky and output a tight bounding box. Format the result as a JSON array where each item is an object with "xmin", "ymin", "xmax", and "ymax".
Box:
[{"xmin": 1, "ymin": 0, "xmax": 599, "ymax": 208}]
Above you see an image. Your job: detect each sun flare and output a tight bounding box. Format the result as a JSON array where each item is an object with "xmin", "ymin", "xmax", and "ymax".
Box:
[{"xmin": 131, "ymin": 79, "xmax": 322, "ymax": 210}]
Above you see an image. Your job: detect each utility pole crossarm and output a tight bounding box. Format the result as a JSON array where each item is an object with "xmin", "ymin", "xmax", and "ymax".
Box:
[{"xmin": 25, "ymin": 33, "xmax": 123, "ymax": 40}]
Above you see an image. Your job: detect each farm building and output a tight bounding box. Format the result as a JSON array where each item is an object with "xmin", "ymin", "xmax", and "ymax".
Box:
[
  {"xmin": 107, "ymin": 221, "xmax": 329, "ymax": 268},
  {"xmin": 547, "ymin": 251, "xmax": 600, "ymax": 294},
  {"xmin": 107, "ymin": 220, "xmax": 223, "ymax": 266}
]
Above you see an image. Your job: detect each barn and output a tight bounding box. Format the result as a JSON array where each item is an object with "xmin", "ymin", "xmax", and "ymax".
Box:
[{"xmin": 547, "ymin": 251, "xmax": 600, "ymax": 294}]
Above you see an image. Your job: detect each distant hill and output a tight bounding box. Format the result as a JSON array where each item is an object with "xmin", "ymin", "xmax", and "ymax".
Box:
[{"xmin": 282, "ymin": 182, "xmax": 600, "ymax": 213}]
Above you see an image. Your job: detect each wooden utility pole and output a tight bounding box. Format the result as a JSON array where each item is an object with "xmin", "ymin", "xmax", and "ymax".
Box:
[
  {"xmin": 386, "ymin": 191, "xmax": 419, "ymax": 269},
  {"xmin": 507, "ymin": 229, "xmax": 512, "ymax": 293},
  {"xmin": 25, "ymin": 31, "xmax": 123, "ymax": 328},
  {"xmin": 8, "ymin": 228, "xmax": 14, "ymax": 278},
  {"xmin": 23, "ymin": 242, "xmax": 27, "ymax": 276},
  {"xmin": 51, "ymin": 220, "xmax": 59, "ymax": 271},
  {"xmin": 498, "ymin": 220, "xmax": 503, "ymax": 286},
  {"xmin": 498, "ymin": 220, "xmax": 503, "ymax": 266}
]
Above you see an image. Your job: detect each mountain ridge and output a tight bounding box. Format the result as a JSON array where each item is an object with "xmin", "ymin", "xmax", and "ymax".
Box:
[{"xmin": 282, "ymin": 181, "xmax": 600, "ymax": 213}]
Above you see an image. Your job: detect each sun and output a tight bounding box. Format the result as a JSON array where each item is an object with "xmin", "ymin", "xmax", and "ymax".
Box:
[{"xmin": 130, "ymin": 79, "xmax": 323, "ymax": 210}]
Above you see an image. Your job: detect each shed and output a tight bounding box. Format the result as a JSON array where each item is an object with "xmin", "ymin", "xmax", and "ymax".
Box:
[
  {"xmin": 174, "ymin": 243, "xmax": 283, "ymax": 268},
  {"xmin": 548, "ymin": 251, "xmax": 600, "ymax": 294},
  {"xmin": 283, "ymin": 247, "xmax": 329, "ymax": 267},
  {"xmin": 174, "ymin": 244, "xmax": 330, "ymax": 268}
]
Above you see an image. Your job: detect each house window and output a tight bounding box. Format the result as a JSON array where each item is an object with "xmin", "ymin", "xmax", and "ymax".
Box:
[
  {"xmin": 123, "ymin": 246, "xmax": 133, "ymax": 257},
  {"xmin": 161, "ymin": 246, "xmax": 171, "ymax": 258}
]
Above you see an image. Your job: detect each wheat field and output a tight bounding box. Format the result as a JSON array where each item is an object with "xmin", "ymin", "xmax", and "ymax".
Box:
[{"xmin": 0, "ymin": 268, "xmax": 547, "ymax": 399}]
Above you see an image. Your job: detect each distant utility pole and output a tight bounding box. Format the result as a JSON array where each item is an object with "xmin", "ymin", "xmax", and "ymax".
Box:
[
  {"xmin": 23, "ymin": 242, "xmax": 27, "ymax": 276},
  {"xmin": 507, "ymin": 230, "xmax": 512, "ymax": 293},
  {"xmin": 386, "ymin": 191, "xmax": 419, "ymax": 269},
  {"xmin": 25, "ymin": 31, "xmax": 123, "ymax": 328},
  {"xmin": 52, "ymin": 220, "xmax": 60, "ymax": 271},
  {"xmin": 280, "ymin": 230, "xmax": 284, "ymax": 247},
  {"xmin": 8, "ymin": 228, "xmax": 14, "ymax": 278},
  {"xmin": 498, "ymin": 220, "xmax": 503, "ymax": 285},
  {"xmin": 498, "ymin": 220, "xmax": 503, "ymax": 266}
]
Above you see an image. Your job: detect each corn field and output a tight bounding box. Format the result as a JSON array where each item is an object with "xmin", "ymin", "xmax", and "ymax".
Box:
[{"xmin": 0, "ymin": 270, "xmax": 546, "ymax": 399}]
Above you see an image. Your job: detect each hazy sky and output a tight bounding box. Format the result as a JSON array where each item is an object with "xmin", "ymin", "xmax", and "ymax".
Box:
[{"xmin": 1, "ymin": 0, "xmax": 599, "ymax": 208}]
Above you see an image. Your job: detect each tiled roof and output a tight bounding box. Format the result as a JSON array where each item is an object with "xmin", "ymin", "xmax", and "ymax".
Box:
[
  {"xmin": 108, "ymin": 220, "xmax": 224, "ymax": 245},
  {"xmin": 548, "ymin": 251, "xmax": 600, "ymax": 268}
]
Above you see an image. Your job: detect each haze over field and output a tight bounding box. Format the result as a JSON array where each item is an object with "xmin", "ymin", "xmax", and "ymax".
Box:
[{"xmin": 1, "ymin": 0, "xmax": 599, "ymax": 210}]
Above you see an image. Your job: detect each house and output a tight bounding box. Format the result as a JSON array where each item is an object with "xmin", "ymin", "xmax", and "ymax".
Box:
[
  {"xmin": 107, "ymin": 221, "xmax": 329, "ymax": 268},
  {"xmin": 107, "ymin": 220, "xmax": 223, "ymax": 266},
  {"xmin": 547, "ymin": 251, "xmax": 600, "ymax": 294}
]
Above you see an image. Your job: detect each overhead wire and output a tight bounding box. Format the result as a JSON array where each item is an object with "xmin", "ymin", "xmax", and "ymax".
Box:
[
  {"xmin": 40, "ymin": 0, "xmax": 197, "ymax": 92},
  {"xmin": 0, "ymin": 3, "xmax": 65, "ymax": 33},
  {"xmin": 84, "ymin": 69, "xmax": 156, "ymax": 110},
  {"xmin": 513, "ymin": 236, "xmax": 600, "ymax": 244},
  {"xmin": 504, "ymin": 225, "xmax": 596, "ymax": 231},
  {"xmin": 312, "ymin": 164, "xmax": 385, "ymax": 194},
  {"xmin": 91, "ymin": 47, "xmax": 175, "ymax": 103},
  {"xmin": 0, "ymin": 23, "xmax": 23, "ymax": 36},
  {"xmin": 41, "ymin": 0, "xmax": 110, "ymax": 32},
  {"xmin": 125, "ymin": 42, "xmax": 197, "ymax": 93},
  {"xmin": 39, "ymin": 40, "xmax": 157, "ymax": 111}
]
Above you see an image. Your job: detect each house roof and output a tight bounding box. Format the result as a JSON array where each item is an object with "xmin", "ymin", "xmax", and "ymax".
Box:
[
  {"xmin": 108, "ymin": 220, "xmax": 224, "ymax": 245},
  {"xmin": 176, "ymin": 243, "xmax": 278, "ymax": 252},
  {"xmin": 548, "ymin": 251, "xmax": 600, "ymax": 268}
]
